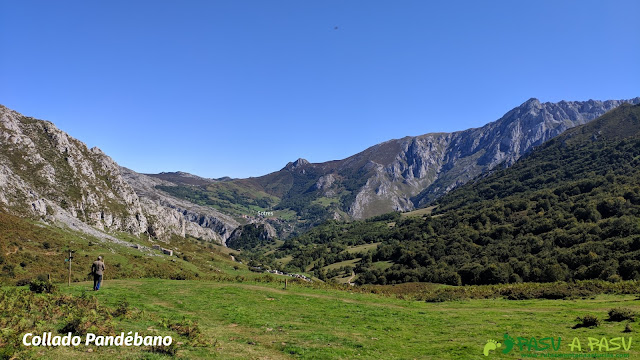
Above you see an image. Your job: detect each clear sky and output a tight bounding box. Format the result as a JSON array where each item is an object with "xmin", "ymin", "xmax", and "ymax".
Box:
[{"xmin": 1, "ymin": 1, "xmax": 639, "ymax": 178}]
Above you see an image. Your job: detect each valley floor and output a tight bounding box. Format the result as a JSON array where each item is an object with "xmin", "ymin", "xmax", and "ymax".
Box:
[{"xmin": 8, "ymin": 279, "xmax": 640, "ymax": 359}]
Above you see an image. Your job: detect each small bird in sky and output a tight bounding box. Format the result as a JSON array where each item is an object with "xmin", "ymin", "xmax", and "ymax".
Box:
[{"xmin": 334, "ymin": 26, "xmax": 339, "ymax": 30}]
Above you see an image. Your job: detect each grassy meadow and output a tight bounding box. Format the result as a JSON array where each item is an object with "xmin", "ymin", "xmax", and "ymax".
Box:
[
  {"xmin": 2, "ymin": 211, "xmax": 640, "ymax": 359},
  {"xmin": 2, "ymin": 278, "xmax": 640, "ymax": 359}
]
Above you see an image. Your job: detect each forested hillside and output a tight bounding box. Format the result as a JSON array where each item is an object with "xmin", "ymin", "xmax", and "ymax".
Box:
[{"xmin": 258, "ymin": 104, "xmax": 640, "ymax": 286}]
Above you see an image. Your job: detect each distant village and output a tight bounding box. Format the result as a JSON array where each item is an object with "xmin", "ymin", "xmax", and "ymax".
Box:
[
  {"xmin": 250, "ymin": 266, "xmax": 312, "ymax": 282},
  {"xmin": 266, "ymin": 269, "xmax": 312, "ymax": 282},
  {"xmin": 241, "ymin": 210, "xmax": 277, "ymax": 221}
]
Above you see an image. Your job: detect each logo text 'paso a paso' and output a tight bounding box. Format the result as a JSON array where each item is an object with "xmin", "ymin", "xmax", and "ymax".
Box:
[{"xmin": 483, "ymin": 334, "xmax": 632, "ymax": 356}]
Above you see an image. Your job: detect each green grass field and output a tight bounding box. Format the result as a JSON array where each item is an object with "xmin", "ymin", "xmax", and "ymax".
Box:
[
  {"xmin": 2, "ymin": 212, "xmax": 640, "ymax": 359},
  {"xmin": 5, "ymin": 279, "xmax": 640, "ymax": 359},
  {"xmin": 344, "ymin": 243, "xmax": 380, "ymax": 254},
  {"xmin": 400, "ymin": 206, "xmax": 437, "ymax": 218},
  {"xmin": 322, "ymin": 258, "xmax": 360, "ymax": 271}
]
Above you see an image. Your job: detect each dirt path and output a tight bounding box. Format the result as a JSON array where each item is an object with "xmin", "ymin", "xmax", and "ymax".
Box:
[{"xmin": 347, "ymin": 271, "xmax": 356, "ymax": 286}]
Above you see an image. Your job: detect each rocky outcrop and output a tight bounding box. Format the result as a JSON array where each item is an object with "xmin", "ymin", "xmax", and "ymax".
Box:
[
  {"xmin": 0, "ymin": 105, "xmax": 148, "ymax": 234},
  {"xmin": 348, "ymin": 98, "xmax": 640, "ymax": 217},
  {"xmin": 314, "ymin": 173, "xmax": 340, "ymax": 197},
  {"xmin": 120, "ymin": 167, "xmax": 238, "ymax": 244},
  {"xmin": 0, "ymin": 104, "xmax": 238, "ymax": 245},
  {"xmin": 285, "ymin": 158, "xmax": 310, "ymax": 170}
]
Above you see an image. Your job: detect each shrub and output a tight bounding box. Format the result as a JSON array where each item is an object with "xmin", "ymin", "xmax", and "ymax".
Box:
[
  {"xmin": 28, "ymin": 278, "xmax": 57, "ymax": 294},
  {"xmin": 15, "ymin": 278, "xmax": 31, "ymax": 287},
  {"xmin": 59, "ymin": 315, "xmax": 84, "ymax": 335},
  {"xmin": 574, "ymin": 314, "xmax": 600, "ymax": 328},
  {"xmin": 608, "ymin": 308, "xmax": 637, "ymax": 322},
  {"xmin": 148, "ymin": 342, "xmax": 178, "ymax": 356},
  {"xmin": 163, "ymin": 318, "xmax": 208, "ymax": 346},
  {"xmin": 0, "ymin": 331, "xmax": 21, "ymax": 360},
  {"xmin": 112, "ymin": 300, "xmax": 130, "ymax": 318},
  {"xmin": 423, "ymin": 290, "xmax": 464, "ymax": 302},
  {"xmin": 607, "ymin": 274, "xmax": 623, "ymax": 283},
  {"xmin": 539, "ymin": 287, "xmax": 572, "ymax": 300},
  {"xmin": 59, "ymin": 307, "xmax": 112, "ymax": 336}
]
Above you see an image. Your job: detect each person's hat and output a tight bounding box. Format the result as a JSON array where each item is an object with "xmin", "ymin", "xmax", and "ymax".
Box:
[{"xmin": 98, "ymin": 256, "xmax": 102, "ymax": 260}]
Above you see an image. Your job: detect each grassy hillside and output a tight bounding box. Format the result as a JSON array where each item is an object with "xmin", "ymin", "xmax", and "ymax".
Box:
[
  {"xmin": 155, "ymin": 182, "xmax": 278, "ymax": 219},
  {"xmin": 0, "ymin": 210, "xmax": 250, "ymax": 286},
  {"xmin": 153, "ymin": 169, "xmax": 340, "ymax": 238},
  {"xmin": 2, "ymin": 279, "xmax": 639, "ymax": 359}
]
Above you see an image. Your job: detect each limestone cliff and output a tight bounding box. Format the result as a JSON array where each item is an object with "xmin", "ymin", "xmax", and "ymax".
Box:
[
  {"xmin": 120, "ymin": 167, "xmax": 238, "ymax": 243},
  {"xmin": 0, "ymin": 105, "xmax": 148, "ymax": 233},
  {"xmin": 234, "ymin": 98, "xmax": 639, "ymax": 220},
  {"xmin": 0, "ymin": 105, "xmax": 236, "ymax": 244},
  {"xmin": 349, "ymin": 98, "xmax": 640, "ymax": 218}
]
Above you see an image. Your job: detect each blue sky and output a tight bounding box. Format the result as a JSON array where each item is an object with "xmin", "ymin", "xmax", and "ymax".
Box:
[{"xmin": 1, "ymin": 1, "xmax": 639, "ymax": 178}]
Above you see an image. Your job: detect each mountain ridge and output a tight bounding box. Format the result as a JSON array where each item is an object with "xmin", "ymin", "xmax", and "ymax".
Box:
[
  {"xmin": 0, "ymin": 104, "xmax": 236, "ymax": 245},
  {"xmin": 265, "ymin": 102, "xmax": 640, "ymax": 285},
  {"xmin": 153, "ymin": 97, "xmax": 639, "ymax": 228},
  {"xmin": 1, "ymin": 97, "xmax": 638, "ymax": 246}
]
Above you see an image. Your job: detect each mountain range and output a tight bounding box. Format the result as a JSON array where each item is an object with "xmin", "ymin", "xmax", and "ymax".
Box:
[
  {"xmin": 138, "ymin": 97, "xmax": 640, "ymax": 239},
  {"xmin": 264, "ymin": 102, "xmax": 640, "ymax": 285},
  {"xmin": 1, "ymin": 97, "xmax": 638, "ymax": 246}
]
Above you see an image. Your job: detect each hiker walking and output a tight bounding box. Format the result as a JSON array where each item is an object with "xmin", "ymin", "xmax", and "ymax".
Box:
[{"xmin": 91, "ymin": 256, "xmax": 106, "ymax": 291}]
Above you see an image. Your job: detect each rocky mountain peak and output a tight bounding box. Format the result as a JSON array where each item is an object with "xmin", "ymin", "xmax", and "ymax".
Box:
[
  {"xmin": 293, "ymin": 158, "xmax": 309, "ymax": 166},
  {"xmin": 523, "ymin": 98, "xmax": 542, "ymax": 108},
  {"xmin": 284, "ymin": 158, "xmax": 310, "ymax": 170}
]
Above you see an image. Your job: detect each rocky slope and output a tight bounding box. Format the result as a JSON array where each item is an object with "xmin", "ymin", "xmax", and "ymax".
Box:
[
  {"xmin": 0, "ymin": 105, "xmax": 235, "ymax": 245},
  {"xmin": 359, "ymin": 97, "xmax": 640, "ymax": 216},
  {"xmin": 120, "ymin": 167, "xmax": 238, "ymax": 243},
  {"xmin": 224, "ymin": 97, "xmax": 640, "ymax": 220}
]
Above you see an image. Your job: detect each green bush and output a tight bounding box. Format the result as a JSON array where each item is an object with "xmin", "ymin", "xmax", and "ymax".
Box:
[
  {"xmin": 28, "ymin": 278, "xmax": 57, "ymax": 294},
  {"xmin": 112, "ymin": 299, "xmax": 130, "ymax": 318},
  {"xmin": 423, "ymin": 290, "xmax": 463, "ymax": 303},
  {"xmin": 162, "ymin": 317, "xmax": 209, "ymax": 346},
  {"xmin": 574, "ymin": 314, "xmax": 600, "ymax": 328},
  {"xmin": 608, "ymin": 308, "xmax": 637, "ymax": 322},
  {"xmin": 59, "ymin": 315, "xmax": 84, "ymax": 335},
  {"xmin": 0, "ymin": 331, "xmax": 21, "ymax": 360},
  {"xmin": 148, "ymin": 342, "xmax": 178, "ymax": 356}
]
